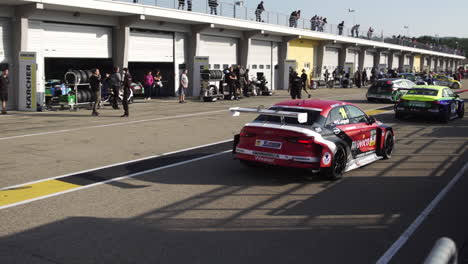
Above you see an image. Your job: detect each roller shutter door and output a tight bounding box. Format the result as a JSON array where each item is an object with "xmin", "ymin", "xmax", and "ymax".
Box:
[
  {"xmin": 199, "ymin": 35, "xmax": 237, "ymax": 69},
  {"xmin": 30, "ymin": 22, "xmax": 112, "ymax": 58},
  {"xmin": 404, "ymin": 55, "xmax": 411, "ymax": 66},
  {"xmin": 380, "ymin": 53, "xmax": 388, "ymax": 65},
  {"xmin": 249, "ymin": 39, "xmax": 272, "ymax": 84},
  {"xmin": 364, "ymin": 51, "xmax": 375, "ymax": 76},
  {"xmin": 0, "ymin": 18, "xmax": 11, "ymax": 64},
  {"xmin": 323, "ymin": 47, "xmax": 339, "ymax": 71},
  {"xmin": 346, "ymin": 49, "xmax": 359, "ymax": 73},
  {"xmin": 392, "ymin": 54, "xmax": 399, "ymax": 69},
  {"xmin": 128, "ymin": 30, "xmax": 174, "ymax": 62}
]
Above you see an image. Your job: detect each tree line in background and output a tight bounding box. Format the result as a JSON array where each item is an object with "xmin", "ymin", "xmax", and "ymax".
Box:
[{"xmin": 416, "ymin": 36, "xmax": 468, "ymax": 55}]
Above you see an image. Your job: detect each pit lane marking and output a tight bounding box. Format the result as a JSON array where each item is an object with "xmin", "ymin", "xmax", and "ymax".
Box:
[{"xmin": 376, "ymin": 162, "xmax": 468, "ymax": 264}]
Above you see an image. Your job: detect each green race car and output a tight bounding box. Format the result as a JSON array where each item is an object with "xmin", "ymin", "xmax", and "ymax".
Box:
[{"xmin": 395, "ymin": 85, "xmax": 465, "ymax": 123}]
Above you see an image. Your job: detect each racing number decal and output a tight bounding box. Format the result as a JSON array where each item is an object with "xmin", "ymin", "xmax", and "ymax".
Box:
[{"xmin": 339, "ymin": 108, "xmax": 348, "ymax": 119}]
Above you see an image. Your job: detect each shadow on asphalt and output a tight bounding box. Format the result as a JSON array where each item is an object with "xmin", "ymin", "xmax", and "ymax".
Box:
[{"xmin": 1, "ymin": 113, "xmax": 467, "ymax": 264}]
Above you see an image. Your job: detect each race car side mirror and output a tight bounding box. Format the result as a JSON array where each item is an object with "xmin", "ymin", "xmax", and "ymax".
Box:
[{"xmin": 367, "ymin": 116, "xmax": 376, "ymax": 124}]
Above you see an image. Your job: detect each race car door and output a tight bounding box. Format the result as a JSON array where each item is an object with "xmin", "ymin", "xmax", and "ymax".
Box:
[{"xmin": 344, "ymin": 105, "xmax": 378, "ymax": 156}]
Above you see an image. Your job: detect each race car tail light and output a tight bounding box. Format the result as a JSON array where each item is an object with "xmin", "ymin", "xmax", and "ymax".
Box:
[
  {"xmin": 240, "ymin": 128, "xmax": 256, "ymax": 137},
  {"xmin": 286, "ymin": 137, "xmax": 314, "ymax": 144},
  {"xmin": 432, "ymin": 100, "xmax": 442, "ymax": 105}
]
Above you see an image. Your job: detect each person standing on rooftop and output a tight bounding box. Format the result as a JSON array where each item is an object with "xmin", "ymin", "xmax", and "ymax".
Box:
[
  {"xmin": 255, "ymin": 1, "xmax": 265, "ymax": 22},
  {"xmin": 208, "ymin": 0, "xmax": 218, "ymax": 15}
]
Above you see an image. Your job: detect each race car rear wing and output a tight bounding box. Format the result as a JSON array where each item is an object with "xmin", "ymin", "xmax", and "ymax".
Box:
[{"xmin": 229, "ymin": 107, "xmax": 308, "ymax": 124}]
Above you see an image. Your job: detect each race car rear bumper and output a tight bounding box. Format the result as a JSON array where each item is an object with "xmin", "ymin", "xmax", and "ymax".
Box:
[
  {"xmin": 235, "ymin": 147, "xmax": 321, "ymax": 169},
  {"xmin": 395, "ymin": 106, "xmax": 440, "ymax": 116}
]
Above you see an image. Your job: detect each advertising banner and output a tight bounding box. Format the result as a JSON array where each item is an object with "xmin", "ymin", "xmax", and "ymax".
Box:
[
  {"xmin": 193, "ymin": 56, "xmax": 209, "ymax": 97},
  {"xmin": 18, "ymin": 52, "xmax": 37, "ymax": 111}
]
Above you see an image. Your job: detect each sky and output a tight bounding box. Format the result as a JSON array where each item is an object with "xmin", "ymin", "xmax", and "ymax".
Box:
[{"xmin": 240, "ymin": 0, "xmax": 468, "ymax": 38}]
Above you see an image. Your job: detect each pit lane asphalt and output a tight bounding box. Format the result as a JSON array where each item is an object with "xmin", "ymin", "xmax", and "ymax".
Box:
[{"xmin": 0, "ymin": 85, "xmax": 467, "ymax": 264}]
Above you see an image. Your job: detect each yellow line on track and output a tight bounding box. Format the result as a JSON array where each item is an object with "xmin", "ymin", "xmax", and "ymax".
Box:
[
  {"xmin": 0, "ymin": 180, "xmax": 79, "ymax": 207},
  {"xmin": 366, "ymin": 109, "xmax": 392, "ymax": 116}
]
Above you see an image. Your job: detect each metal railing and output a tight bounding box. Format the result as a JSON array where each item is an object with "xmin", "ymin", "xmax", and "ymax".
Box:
[{"xmin": 116, "ymin": 0, "xmax": 464, "ymax": 56}]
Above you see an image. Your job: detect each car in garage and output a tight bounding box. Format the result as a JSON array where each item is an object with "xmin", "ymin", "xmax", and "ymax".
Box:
[
  {"xmin": 433, "ymin": 74, "xmax": 462, "ymax": 89},
  {"xmin": 231, "ymin": 100, "xmax": 395, "ymax": 180},
  {"xmin": 395, "ymin": 85, "xmax": 465, "ymax": 122},
  {"xmin": 366, "ymin": 78, "xmax": 416, "ymax": 103}
]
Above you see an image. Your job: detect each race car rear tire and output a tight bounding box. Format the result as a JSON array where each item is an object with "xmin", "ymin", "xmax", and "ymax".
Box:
[
  {"xmin": 452, "ymin": 83, "xmax": 460, "ymax": 89},
  {"xmin": 439, "ymin": 106, "xmax": 450, "ymax": 123},
  {"xmin": 458, "ymin": 104, "xmax": 465, "ymax": 118},
  {"xmin": 380, "ymin": 131, "xmax": 394, "ymax": 160},
  {"xmin": 320, "ymin": 146, "xmax": 346, "ymax": 181}
]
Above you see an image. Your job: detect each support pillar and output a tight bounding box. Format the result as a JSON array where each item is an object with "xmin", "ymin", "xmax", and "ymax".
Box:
[
  {"xmin": 278, "ymin": 35, "xmax": 298, "ymax": 90},
  {"xmin": 315, "ymin": 41, "xmax": 334, "ymax": 78},
  {"xmin": 238, "ymin": 30, "xmax": 264, "ymax": 68},
  {"xmin": 113, "ymin": 15, "xmax": 145, "ymax": 69}
]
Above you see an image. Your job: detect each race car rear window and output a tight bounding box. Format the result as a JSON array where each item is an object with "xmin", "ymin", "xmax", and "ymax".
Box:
[
  {"xmin": 407, "ymin": 88, "xmax": 439, "ymax": 96},
  {"xmin": 255, "ymin": 107, "xmax": 323, "ymax": 126}
]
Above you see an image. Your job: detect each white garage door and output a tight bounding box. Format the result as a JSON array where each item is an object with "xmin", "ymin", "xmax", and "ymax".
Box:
[
  {"xmin": 323, "ymin": 47, "xmax": 339, "ymax": 71},
  {"xmin": 249, "ymin": 39, "xmax": 272, "ymax": 84},
  {"xmin": 380, "ymin": 53, "xmax": 388, "ymax": 65},
  {"xmin": 129, "ymin": 30, "xmax": 174, "ymax": 62},
  {"xmin": 199, "ymin": 35, "xmax": 237, "ymax": 69},
  {"xmin": 29, "ymin": 21, "xmax": 112, "ymax": 58},
  {"xmin": 404, "ymin": 55, "xmax": 411, "ymax": 66},
  {"xmin": 392, "ymin": 54, "xmax": 400, "ymax": 70},
  {"xmin": 364, "ymin": 51, "xmax": 375, "ymax": 76},
  {"xmin": 0, "ymin": 18, "xmax": 11, "ymax": 64},
  {"xmin": 430, "ymin": 58, "xmax": 436, "ymax": 70},
  {"xmin": 346, "ymin": 49, "xmax": 359, "ymax": 73}
]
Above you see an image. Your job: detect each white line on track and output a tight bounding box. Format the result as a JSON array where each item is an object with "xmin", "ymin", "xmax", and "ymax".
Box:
[
  {"xmin": 0, "ymin": 150, "xmax": 232, "ymax": 211},
  {"xmin": 0, "ymin": 91, "xmax": 366, "ymax": 141},
  {"xmin": 376, "ymin": 162, "xmax": 468, "ymax": 264},
  {"xmin": 0, "ymin": 139, "xmax": 233, "ymax": 191}
]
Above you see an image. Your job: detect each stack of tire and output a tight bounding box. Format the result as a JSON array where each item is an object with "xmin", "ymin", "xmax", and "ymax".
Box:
[
  {"xmin": 64, "ymin": 70, "xmax": 95, "ymax": 103},
  {"xmin": 201, "ymin": 70, "xmax": 223, "ymax": 81}
]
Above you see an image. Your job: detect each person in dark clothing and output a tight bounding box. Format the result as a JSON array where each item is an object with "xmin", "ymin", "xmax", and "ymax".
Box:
[
  {"xmin": 227, "ymin": 66, "xmax": 238, "ymax": 100},
  {"xmin": 354, "ymin": 69, "xmax": 362, "ymax": 88},
  {"xmin": 361, "ymin": 70, "xmax": 368, "ymax": 86},
  {"xmin": 289, "ymin": 11, "xmax": 297, "ymax": 27},
  {"xmin": 300, "ymin": 69, "xmax": 308, "ymax": 90},
  {"xmin": 208, "ymin": 0, "xmax": 218, "ymax": 15},
  {"xmin": 110, "ymin": 66, "xmax": 122, "ymax": 109},
  {"xmin": 338, "ymin": 21, "xmax": 344, "ymax": 35},
  {"xmin": 255, "ymin": 1, "xmax": 265, "ymax": 22},
  {"xmin": 187, "ymin": 0, "xmax": 192, "ymax": 11},
  {"xmin": 153, "ymin": 69, "xmax": 163, "ymax": 97},
  {"xmin": 178, "ymin": 0, "xmax": 185, "ymax": 9},
  {"xmin": 289, "ymin": 70, "xmax": 308, "ymax": 99},
  {"xmin": 121, "ymin": 68, "xmax": 132, "ymax": 117},
  {"xmin": 89, "ymin": 68, "xmax": 102, "ymax": 116},
  {"xmin": 0, "ymin": 69, "xmax": 9, "ymax": 114},
  {"xmin": 324, "ymin": 69, "xmax": 330, "ymax": 83}
]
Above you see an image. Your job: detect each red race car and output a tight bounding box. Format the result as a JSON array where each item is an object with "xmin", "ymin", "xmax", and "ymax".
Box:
[{"xmin": 231, "ymin": 100, "xmax": 395, "ymax": 180}]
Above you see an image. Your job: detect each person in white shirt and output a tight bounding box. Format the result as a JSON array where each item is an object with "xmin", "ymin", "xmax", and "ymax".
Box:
[{"xmin": 179, "ymin": 69, "xmax": 189, "ymax": 103}]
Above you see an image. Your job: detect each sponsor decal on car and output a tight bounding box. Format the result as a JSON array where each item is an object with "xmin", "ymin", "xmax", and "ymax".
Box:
[
  {"xmin": 255, "ymin": 156, "xmax": 275, "ymax": 164},
  {"xmin": 352, "ymin": 130, "xmax": 376, "ymax": 150},
  {"xmin": 255, "ymin": 140, "xmax": 282, "ymax": 150},
  {"xmin": 322, "ymin": 152, "xmax": 332, "ymax": 165}
]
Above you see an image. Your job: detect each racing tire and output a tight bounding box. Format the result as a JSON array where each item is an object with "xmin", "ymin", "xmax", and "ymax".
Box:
[
  {"xmin": 439, "ymin": 106, "xmax": 450, "ymax": 123},
  {"xmin": 320, "ymin": 146, "xmax": 347, "ymax": 181},
  {"xmin": 380, "ymin": 131, "xmax": 394, "ymax": 160},
  {"xmin": 458, "ymin": 104, "xmax": 465, "ymax": 118},
  {"xmin": 452, "ymin": 83, "xmax": 460, "ymax": 89}
]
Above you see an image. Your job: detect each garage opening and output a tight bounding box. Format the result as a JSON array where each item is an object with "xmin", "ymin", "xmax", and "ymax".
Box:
[
  {"xmin": 128, "ymin": 62, "xmax": 175, "ymax": 97},
  {"xmin": 45, "ymin": 58, "xmax": 114, "ymax": 81}
]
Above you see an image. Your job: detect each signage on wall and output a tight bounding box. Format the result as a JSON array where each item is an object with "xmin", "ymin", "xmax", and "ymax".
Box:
[
  {"xmin": 193, "ymin": 56, "xmax": 209, "ymax": 97},
  {"xmin": 18, "ymin": 52, "xmax": 37, "ymax": 111}
]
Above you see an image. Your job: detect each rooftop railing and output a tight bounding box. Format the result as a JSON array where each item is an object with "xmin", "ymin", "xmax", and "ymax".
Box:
[{"xmin": 114, "ymin": 0, "xmax": 465, "ymax": 56}]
